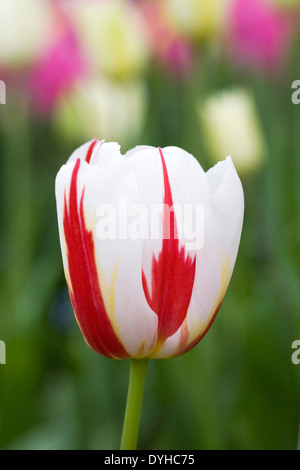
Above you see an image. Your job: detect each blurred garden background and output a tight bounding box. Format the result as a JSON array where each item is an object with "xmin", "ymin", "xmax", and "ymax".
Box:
[{"xmin": 0, "ymin": 0, "xmax": 300, "ymax": 450}]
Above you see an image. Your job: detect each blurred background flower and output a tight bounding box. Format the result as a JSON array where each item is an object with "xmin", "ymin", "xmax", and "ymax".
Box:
[
  {"xmin": 226, "ymin": 0, "xmax": 295, "ymax": 72},
  {"xmin": 69, "ymin": 0, "xmax": 151, "ymax": 80},
  {"xmin": 0, "ymin": 0, "xmax": 55, "ymax": 70},
  {"xmin": 163, "ymin": 0, "xmax": 231, "ymax": 42},
  {"xmin": 0, "ymin": 0, "xmax": 300, "ymax": 451},
  {"xmin": 139, "ymin": 0, "xmax": 194, "ymax": 78},
  {"xmin": 53, "ymin": 76, "xmax": 147, "ymax": 148},
  {"xmin": 198, "ymin": 88, "xmax": 267, "ymax": 176},
  {"xmin": 29, "ymin": 26, "xmax": 86, "ymax": 115}
]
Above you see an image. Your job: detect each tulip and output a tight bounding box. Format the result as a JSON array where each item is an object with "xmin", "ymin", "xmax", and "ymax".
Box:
[
  {"xmin": 55, "ymin": 139, "xmax": 244, "ymax": 449},
  {"xmin": 139, "ymin": 1, "xmax": 194, "ymax": 77},
  {"xmin": 53, "ymin": 76, "xmax": 147, "ymax": 149},
  {"xmin": 0, "ymin": 0, "xmax": 54, "ymax": 69},
  {"xmin": 163, "ymin": 0, "xmax": 231, "ymax": 41},
  {"xmin": 227, "ymin": 0, "xmax": 293, "ymax": 71},
  {"xmin": 30, "ymin": 28, "xmax": 85, "ymax": 115},
  {"xmin": 199, "ymin": 88, "xmax": 266, "ymax": 176},
  {"xmin": 56, "ymin": 140, "xmax": 244, "ymax": 359},
  {"xmin": 69, "ymin": 0, "xmax": 151, "ymax": 80}
]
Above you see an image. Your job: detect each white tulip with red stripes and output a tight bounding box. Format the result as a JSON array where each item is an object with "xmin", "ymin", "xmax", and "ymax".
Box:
[{"xmin": 55, "ymin": 139, "xmax": 244, "ymax": 359}]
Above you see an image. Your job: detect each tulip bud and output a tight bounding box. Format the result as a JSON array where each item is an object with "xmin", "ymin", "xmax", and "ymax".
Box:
[
  {"xmin": 55, "ymin": 140, "xmax": 244, "ymax": 359},
  {"xmin": 199, "ymin": 88, "xmax": 266, "ymax": 176}
]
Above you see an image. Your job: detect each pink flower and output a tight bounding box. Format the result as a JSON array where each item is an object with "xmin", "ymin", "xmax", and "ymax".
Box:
[
  {"xmin": 228, "ymin": 0, "xmax": 293, "ymax": 71},
  {"xmin": 30, "ymin": 27, "xmax": 86, "ymax": 114},
  {"xmin": 162, "ymin": 36, "xmax": 194, "ymax": 78}
]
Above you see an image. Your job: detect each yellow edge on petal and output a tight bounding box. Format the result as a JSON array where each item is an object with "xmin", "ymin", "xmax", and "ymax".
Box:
[
  {"xmin": 185, "ymin": 252, "xmax": 231, "ymax": 348},
  {"xmin": 148, "ymin": 338, "xmax": 164, "ymax": 359},
  {"xmin": 84, "ymin": 206, "xmax": 124, "ymax": 343},
  {"xmin": 98, "ymin": 257, "xmax": 122, "ymax": 342}
]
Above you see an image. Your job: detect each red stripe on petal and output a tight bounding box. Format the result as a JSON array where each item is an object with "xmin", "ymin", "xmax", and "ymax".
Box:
[
  {"xmin": 63, "ymin": 159, "xmax": 128, "ymax": 359},
  {"xmin": 142, "ymin": 148, "xmax": 196, "ymax": 342},
  {"xmin": 85, "ymin": 138, "xmax": 98, "ymax": 164}
]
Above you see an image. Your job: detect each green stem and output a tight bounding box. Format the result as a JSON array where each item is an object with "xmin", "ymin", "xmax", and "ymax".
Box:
[{"xmin": 120, "ymin": 358, "xmax": 148, "ymax": 450}]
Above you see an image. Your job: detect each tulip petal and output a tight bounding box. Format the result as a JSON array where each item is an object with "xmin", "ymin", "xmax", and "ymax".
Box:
[
  {"xmin": 61, "ymin": 158, "xmax": 128, "ymax": 358},
  {"xmin": 183, "ymin": 157, "xmax": 244, "ymax": 350},
  {"xmin": 151, "ymin": 156, "xmax": 244, "ymax": 358},
  {"xmin": 141, "ymin": 148, "xmax": 197, "ymax": 347},
  {"xmin": 67, "ymin": 138, "xmax": 101, "ymax": 164},
  {"xmin": 77, "ymin": 143, "xmax": 159, "ymax": 357}
]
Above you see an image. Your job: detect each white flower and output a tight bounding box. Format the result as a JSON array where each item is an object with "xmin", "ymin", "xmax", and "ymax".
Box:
[
  {"xmin": 0, "ymin": 0, "xmax": 54, "ymax": 68},
  {"xmin": 199, "ymin": 88, "xmax": 266, "ymax": 176},
  {"xmin": 55, "ymin": 140, "xmax": 244, "ymax": 359}
]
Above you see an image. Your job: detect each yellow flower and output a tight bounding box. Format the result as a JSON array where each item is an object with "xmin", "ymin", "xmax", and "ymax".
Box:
[
  {"xmin": 163, "ymin": 0, "xmax": 231, "ymax": 40},
  {"xmin": 71, "ymin": 0, "xmax": 151, "ymax": 80}
]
